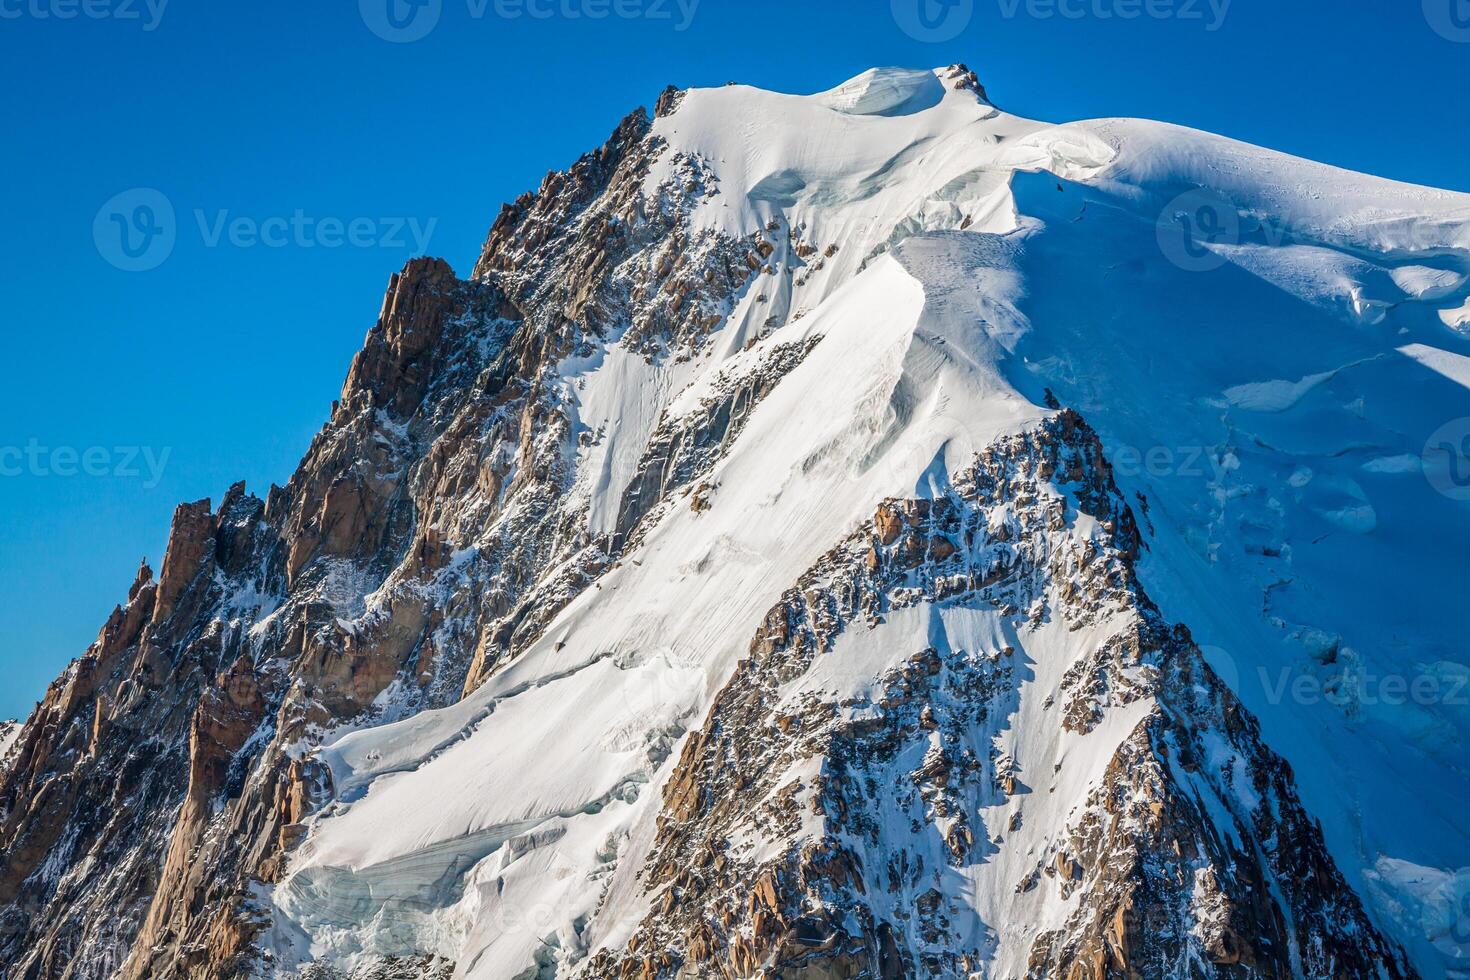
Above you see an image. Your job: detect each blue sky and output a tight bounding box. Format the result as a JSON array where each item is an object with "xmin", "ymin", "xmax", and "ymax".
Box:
[{"xmin": 1, "ymin": 0, "xmax": 1467, "ymax": 720}]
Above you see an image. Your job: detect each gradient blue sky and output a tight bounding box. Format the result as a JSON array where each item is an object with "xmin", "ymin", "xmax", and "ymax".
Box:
[{"xmin": 1, "ymin": 0, "xmax": 1467, "ymax": 719}]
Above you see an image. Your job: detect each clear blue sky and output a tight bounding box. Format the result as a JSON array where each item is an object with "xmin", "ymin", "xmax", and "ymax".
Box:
[{"xmin": 1, "ymin": 0, "xmax": 1467, "ymax": 720}]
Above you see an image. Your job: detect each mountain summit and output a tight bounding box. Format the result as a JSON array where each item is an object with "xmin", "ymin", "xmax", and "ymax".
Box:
[{"xmin": 3, "ymin": 66, "xmax": 1469, "ymax": 979}]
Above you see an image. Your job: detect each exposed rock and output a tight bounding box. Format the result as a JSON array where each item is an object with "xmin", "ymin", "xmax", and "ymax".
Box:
[
  {"xmin": 584, "ymin": 414, "xmax": 1413, "ymax": 980},
  {"xmin": 153, "ymin": 499, "xmax": 218, "ymax": 624},
  {"xmin": 654, "ymin": 84, "xmax": 685, "ymax": 118}
]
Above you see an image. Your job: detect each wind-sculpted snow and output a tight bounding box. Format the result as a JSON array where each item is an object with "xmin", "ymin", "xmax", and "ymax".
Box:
[
  {"xmin": 3, "ymin": 64, "xmax": 1469, "ymax": 980},
  {"xmin": 813, "ymin": 67, "xmax": 947, "ymax": 117}
]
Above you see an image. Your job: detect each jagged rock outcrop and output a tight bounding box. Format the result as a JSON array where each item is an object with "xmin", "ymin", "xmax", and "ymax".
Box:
[
  {"xmin": 0, "ymin": 254, "xmax": 523, "ymax": 980},
  {"xmin": 612, "ymin": 335, "xmax": 821, "ymax": 549}
]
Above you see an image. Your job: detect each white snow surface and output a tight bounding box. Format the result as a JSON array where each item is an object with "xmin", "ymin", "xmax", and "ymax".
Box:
[
  {"xmin": 268, "ymin": 68, "xmax": 1470, "ymax": 979},
  {"xmin": 0, "ymin": 721, "xmax": 20, "ymax": 767}
]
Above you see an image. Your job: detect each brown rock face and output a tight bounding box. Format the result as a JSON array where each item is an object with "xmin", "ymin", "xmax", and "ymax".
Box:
[
  {"xmin": 0, "ymin": 250, "xmax": 504, "ymax": 978},
  {"xmin": 343, "ymin": 256, "xmax": 460, "ymax": 417},
  {"xmin": 654, "ymin": 84, "xmax": 685, "ymax": 118},
  {"xmin": 190, "ymin": 656, "xmax": 267, "ymax": 798},
  {"xmin": 152, "ymin": 500, "xmax": 218, "ymax": 624}
]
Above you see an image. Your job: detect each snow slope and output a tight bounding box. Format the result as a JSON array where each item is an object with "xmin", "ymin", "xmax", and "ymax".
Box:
[
  {"xmin": 0, "ymin": 721, "xmax": 19, "ymax": 765},
  {"xmin": 266, "ymin": 67, "xmax": 1470, "ymax": 978}
]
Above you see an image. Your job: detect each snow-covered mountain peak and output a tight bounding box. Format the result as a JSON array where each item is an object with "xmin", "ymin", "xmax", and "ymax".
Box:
[
  {"xmin": 652, "ymin": 65, "xmax": 1040, "ymax": 233},
  {"xmin": 640, "ymin": 64, "xmax": 1116, "ymax": 359},
  {"xmin": 812, "ymin": 66, "xmax": 951, "ymax": 116},
  {"xmin": 263, "ymin": 68, "xmax": 1470, "ymax": 978},
  {"xmin": 5, "ymin": 62, "xmax": 1470, "ymax": 980}
]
